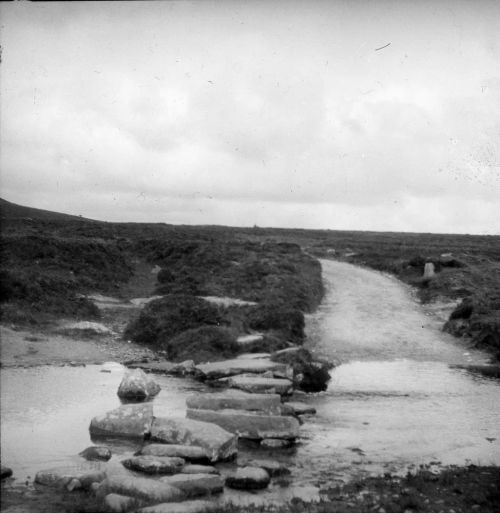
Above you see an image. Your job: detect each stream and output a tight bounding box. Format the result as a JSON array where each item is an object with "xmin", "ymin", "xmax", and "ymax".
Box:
[{"xmin": 1, "ymin": 259, "xmax": 499, "ymax": 498}]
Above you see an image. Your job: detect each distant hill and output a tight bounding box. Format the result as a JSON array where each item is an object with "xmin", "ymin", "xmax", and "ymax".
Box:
[{"xmin": 0, "ymin": 198, "xmax": 95, "ymax": 223}]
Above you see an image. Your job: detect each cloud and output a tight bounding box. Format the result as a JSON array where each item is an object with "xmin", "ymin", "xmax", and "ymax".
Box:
[{"xmin": 1, "ymin": 0, "xmax": 499, "ymax": 234}]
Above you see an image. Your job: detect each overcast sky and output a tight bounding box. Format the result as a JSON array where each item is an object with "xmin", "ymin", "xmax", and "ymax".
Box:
[{"xmin": 1, "ymin": 1, "xmax": 499, "ymax": 234}]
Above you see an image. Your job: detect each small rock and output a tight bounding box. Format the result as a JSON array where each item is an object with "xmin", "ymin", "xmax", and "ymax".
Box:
[
  {"xmin": 242, "ymin": 459, "xmax": 290, "ymax": 476},
  {"xmin": 137, "ymin": 500, "xmax": 220, "ymax": 513},
  {"xmin": 181, "ymin": 465, "xmax": 219, "ymax": 475},
  {"xmin": 226, "ymin": 466, "xmax": 270, "ymax": 490},
  {"xmin": 260, "ymin": 438, "xmax": 293, "ymax": 449},
  {"xmin": 79, "ymin": 446, "xmax": 112, "ymax": 461}
]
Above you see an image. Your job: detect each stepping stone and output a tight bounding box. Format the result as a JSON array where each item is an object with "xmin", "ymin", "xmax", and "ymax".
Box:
[
  {"xmin": 286, "ymin": 402, "xmax": 317, "ymax": 415},
  {"xmin": 138, "ymin": 444, "xmax": 210, "ymax": 463},
  {"xmin": 97, "ymin": 475, "xmax": 185, "ymax": 503},
  {"xmin": 90, "ymin": 403, "xmax": 153, "ymax": 439},
  {"xmin": 195, "ymin": 358, "xmax": 288, "ymax": 380},
  {"xmin": 186, "ymin": 409, "xmax": 300, "ymax": 440},
  {"xmin": 236, "ymin": 353, "xmax": 271, "ymax": 360},
  {"xmin": 137, "ymin": 500, "xmax": 220, "ymax": 513},
  {"xmin": 35, "ymin": 468, "xmax": 106, "ymax": 490},
  {"xmin": 121, "ymin": 456, "xmax": 185, "ymax": 475},
  {"xmin": 186, "ymin": 390, "xmax": 283, "ymax": 414},
  {"xmin": 150, "ymin": 417, "xmax": 237, "ymax": 462},
  {"xmin": 129, "ymin": 361, "xmax": 195, "ymax": 376},
  {"xmin": 160, "ymin": 474, "xmax": 224, "ymax": 498},
  {"xmin": 79, "ymin": 446, "xmax": 112, "ymax": 461},
  {"xmin": 224, "ymin": 375, "xmax": 293, "ymax": 396},
  {"xmin": 226, "ymin": 466, "xmax": 270, "ymax": 490},
  {"xmin": 181, "ymin": 465, "xmax": 219, "ymax": 475}
]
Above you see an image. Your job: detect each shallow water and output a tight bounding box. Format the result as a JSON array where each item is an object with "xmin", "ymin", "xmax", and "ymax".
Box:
[{"xmin": 1, "ymin": 259, "xmax": 499, "ymax": 494}]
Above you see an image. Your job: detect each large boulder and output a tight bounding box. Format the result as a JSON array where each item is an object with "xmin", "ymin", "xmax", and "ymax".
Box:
[
  {"xmin": 195, "ymin": 358, "xmax": 288, "ymax": 381},
  {"xmin": 226, "ymin": 466, "xmax": 270, "ymax": 490},
  {"xmin": 186, "ymin": 409, "xmax": 300, "ymax": 440},
  {"xmin": 271, "ymin": 347, "xmax": 331, "ymax": 392},
  {"xmin": 97, "ymin": 475, "xmax": 185, "ymax": 503},
  {"xmin": 186, "ymin": 390, "xmax": 283, "ymax": 414},
  {"xmin": 223, "ymin": 375, "xmax": 293, "ymax": 396},
  {"xmin": 150, "ymin": 417, "xmax": 237, "ymax": 462},
  {"xmin": 138, "ymin": 444, "xmax": 210, "ymax": 463},
  {"xmin": 117, "ymin": 369, "xmax": 160, "ymax": 400},
  {"xmin": 160, "ymin": 474, "xmax": 224, "ymax": 498},
  {"xmin": 89, "ymin": 403, "xmax": 153, "ymax": 438},
  {"xmin": 121, "ymin": 456, "xmax": 185, "ymax": 475},
  {"xmin": 137, "ymin": 500, "xmax": 220, "ymax": 513}
]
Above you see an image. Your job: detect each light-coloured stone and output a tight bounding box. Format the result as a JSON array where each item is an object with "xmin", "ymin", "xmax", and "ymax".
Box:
[
  {"xmin": 150, "ymin": 417, "xmax": 237, "ymax": 462},
  {"xmin": 236, "ymin": 334, "xmax": 264, "ymax": 345},
  {"xmin": 121, "ymin": 456, "xmax": 185, "ymax": 475},
  {"xmin": 89, "ymin": 403, "xmax": 153, "ymax": 438},
  {"xmin": 129, "ymin": 361, "xmax": 195, "ymax": 376},
  {"xmin": 186, "ymin": 390, "xmax": 283, "ymax": 414},
  {"xmin": 225, "ymin": 375, "xmax": 293, "ymax": 396},
  {"xmin": 104, "ymin": 493, "xmax": 145, "ymax": 513},
  {"xmin": 423, "ymin": 262, "xmax": 435, "ymax": 279},
  {"xmin": 138, "ymin": 444, "xmax": 209, "ymax": 463},
  {"xmin": 186, "ymin": 409, "xmax": 300, "ymax": 440},
  {"xmin": 137, "ymin": 500, "xmax": 220, "ymax": 513},
  {"xmin": 97, "ymin": 475, "xmax": 185, "ymax": 503},
  {"xmin": 226, "ymin": 466, "xmax": 270, "ymax": 490},
  {"xmin": 195, "ymin": 358, "xmax": 287, "ymax": 380},
  {"xmin": 160, "ymin": 474, "xmax": 224, "ymax": 497},
  {"xmin": 61, "ymin": 321, "xmax": 113, "ymax": 335},
  {"xmin": 117, "ymin": 369, "xmax": 160, "ymax": 400}
]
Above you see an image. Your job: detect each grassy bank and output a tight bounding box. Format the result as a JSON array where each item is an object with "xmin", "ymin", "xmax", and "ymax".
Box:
[{"xmin": 2, "ymin": 465, "xmax": 498, "ymax": 513}]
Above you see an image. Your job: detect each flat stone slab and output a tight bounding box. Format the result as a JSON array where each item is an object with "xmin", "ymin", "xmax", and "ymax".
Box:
[
  {"xmin": 138, "ymin": 444, "xmax": 210, "ymax": 463},
  {"xmin": 181, "ymin": 465, "xmax": 219, "ymax": 475},
  {"xmin": 260, "ymin": 438, "xmax": 293, "ymax": 449},
  {"xmin": 236, "ymin": 353, "xmax": 271, "ymax": 360},
  {"xmin": 186, "ymin": 409, "xmax": 300, "ymax": 440},
  {"xmin": 195, "ymin": 358, "xmax": 288, "ymax": 380},
  {"xmin": 224, "ymin": 375, "xmax": 293, "ymax": 396},
  {"xmin": 150, "ymin": 417, "xmax": 237, "ymax": 462},
  {"xmin": 35, "ymin": 468, "xmax": 106, "ymax": 490},
  {"xmin": 186, "ymin": 390, "xmax": 283, "ymax": 414},
  {"xmin": 59, "ymin": 321, "xmax": 114, "ymax": 335},
  {"xmin": 89, "ymin": 403, "xmax": 153, "ymax": 438},
  {"xmin": 199, "ymin": 296, "xmax": 257, "ymax": 307},
  {"xmin": 129, "ymin": 360, "xmax": 196, "ymax": 375},
  {"xmin": 121, "ymin": 456, "xmax": 185, "ymax": 475},
  {"xmin": 286, "ymin": 402, "xmax": 317, "ymax": 415},
  {"xmin": 226, "ymin": 466, "xmax": 270, "ymax": 490},
  {"xmin": 97, "ymin": 475, "xmax": 185, "ymax": 503},
  {"xmin": 137, "ymin": 500, "xmax": 220, "ymax": 513},
  {"xmin": 160, "ymin": 474, "xmax": 224, "ymax": 498}
]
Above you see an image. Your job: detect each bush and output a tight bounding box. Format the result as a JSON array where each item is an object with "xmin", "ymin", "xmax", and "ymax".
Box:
[
  {"xmin": 165, "ymin": 326, "xmax": 239, "ymax": 363},
  {"xmin": 247, "ymin": 303, "xmax": 305, "ymax": 343},
  {"xmin": 124, "ymin": 294, "xmax": 223, "ymax": 347}
]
